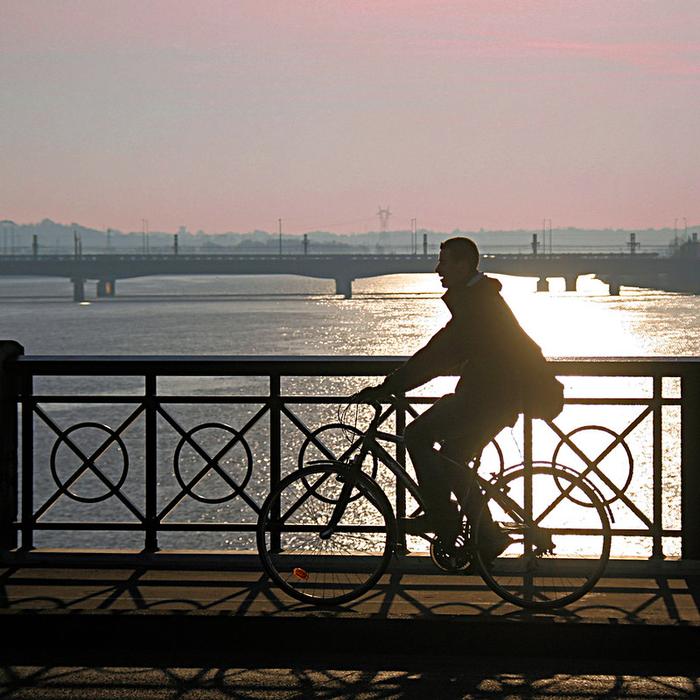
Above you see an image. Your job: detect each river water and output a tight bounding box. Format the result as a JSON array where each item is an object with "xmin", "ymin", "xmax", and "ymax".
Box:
[{"xmin": 2, "ymin": 272, "xmax": 699, "ymax": 557}]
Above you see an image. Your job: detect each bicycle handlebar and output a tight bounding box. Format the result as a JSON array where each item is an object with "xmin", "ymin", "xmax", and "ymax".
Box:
[{"xmin": 347, "ymin": 392, "xmax": 398, "ymax": 430}]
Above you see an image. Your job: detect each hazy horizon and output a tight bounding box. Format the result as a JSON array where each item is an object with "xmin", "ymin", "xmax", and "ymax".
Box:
[
  {"xmin": 3, "ymin": 1, "xmax": 699, "ymax": 234},
  {"xmin": 5, "ymin": 217, "xmax": 695, "ymax": 239}
]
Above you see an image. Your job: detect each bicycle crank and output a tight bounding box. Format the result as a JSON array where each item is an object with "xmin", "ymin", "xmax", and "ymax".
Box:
[{"xmin": 429, "ymin": 535, "xmax": 472, "ymax": 573}]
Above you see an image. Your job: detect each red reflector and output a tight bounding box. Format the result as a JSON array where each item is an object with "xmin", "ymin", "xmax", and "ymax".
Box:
[{"xmin": 292, "ymin": 567, "xmax": 309, "ymax": 581}]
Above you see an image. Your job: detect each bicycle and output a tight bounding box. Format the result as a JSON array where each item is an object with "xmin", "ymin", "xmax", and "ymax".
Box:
[{"xmin": 256, "ymin": 396, "xmax": 612, "ymax": 610}]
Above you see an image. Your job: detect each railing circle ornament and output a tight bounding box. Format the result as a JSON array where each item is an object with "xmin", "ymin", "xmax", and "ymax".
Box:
[
  {"xmin": 551, "ymin": 424, "xmax": 634, "ymax": 507},
  {"xmin": 173, "ymin": 422, "xmax": 253, "ymax": 504},
  {"xmin": 50, "ymin": 422, "xmax": 129, "ymax": 503},
  {"xmin": 297, "ymin": 423, "xmax": 379, "ymax": 503}
]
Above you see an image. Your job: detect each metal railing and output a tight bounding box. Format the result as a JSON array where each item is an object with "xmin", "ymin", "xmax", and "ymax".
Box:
[{"xmin": 1, "ymin": 341, "xmax": 699, "ymax": 560}]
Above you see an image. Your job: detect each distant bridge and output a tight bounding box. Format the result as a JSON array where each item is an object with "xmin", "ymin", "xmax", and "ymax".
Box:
[{"xmin": 0, "ymin": 251, "xmax": 698, "ymax": 300}]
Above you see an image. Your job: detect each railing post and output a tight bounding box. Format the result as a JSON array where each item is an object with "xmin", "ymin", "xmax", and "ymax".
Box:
[
  {"xmin": 395, "ymin": 393, "xmax": 407, "ymax": 554},
  {"xmin": 523, "ymin": 413, "xmax": 533, "ymax": 524},
  {"xmin": 651, "ymin": 376, "xmax": 663, "ymax": 559},
  {"xmin": 0, "ymin": 341, "xmax": 23, "ymax": 550},
  {"xmin": 270, "ymin": 374, "xmax": 281, "ymax": 551},
  {"xmin": 144, "ymin": 374, "xmax": 158, "ymax": 552},
  {"xmin": 21, "ymin": 372, "xmax": 33, "ymax": 550},
  {"xmin": 681, "ymin": 369, "xmax": 700, "ymax": 559}
]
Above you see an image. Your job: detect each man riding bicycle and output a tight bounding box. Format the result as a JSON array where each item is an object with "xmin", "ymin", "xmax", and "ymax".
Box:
[{"xmin": 356, "ymin": 236, "xmax": 555, "ymax": 562}]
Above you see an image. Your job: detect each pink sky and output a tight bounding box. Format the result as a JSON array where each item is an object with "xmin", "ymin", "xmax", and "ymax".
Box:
[{"xmin": 2, "ymin": 1, "xmax": 699, "ymax": 234}]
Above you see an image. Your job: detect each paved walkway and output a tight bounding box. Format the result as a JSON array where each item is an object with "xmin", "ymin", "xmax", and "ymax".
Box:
[
  {"xmin": 1, "ymin": 555, "xmax": 699, "ymax": 666},
  {"xmin": 2, "ymin": 662, "xmax": 700, "ymax": 699}
]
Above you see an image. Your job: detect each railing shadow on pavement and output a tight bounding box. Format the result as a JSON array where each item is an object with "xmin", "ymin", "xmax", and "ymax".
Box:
[{"xmin": 2, "ymin": 563, "xmax": 698, "ymax": 628}]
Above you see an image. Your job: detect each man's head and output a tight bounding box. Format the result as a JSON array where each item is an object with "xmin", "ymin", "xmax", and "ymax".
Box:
[{"xmin": 435, "ymin": 237, "xmax": 479, "ymax": 289}]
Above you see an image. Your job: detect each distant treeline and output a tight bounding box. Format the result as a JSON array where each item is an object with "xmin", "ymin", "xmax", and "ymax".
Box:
[{"xmin": 0, "ymin": 218, "xmax": 695, "ymax": 254}]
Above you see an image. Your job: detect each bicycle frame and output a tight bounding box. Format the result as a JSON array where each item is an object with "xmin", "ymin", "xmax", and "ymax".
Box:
[
  {"xmin": 316, "ymin": 402, "xmax": 424, "ymax": 538},
  {"xmin": 318, "ymin": 400, "xmax": 536, "ymax": 544}
]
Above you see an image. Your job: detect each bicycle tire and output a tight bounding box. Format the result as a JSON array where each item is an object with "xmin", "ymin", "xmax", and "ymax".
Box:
[
  {"xmin": 474, "ymin": 466, "xmax": 611, "ymax": 610},
  {"xmin": 257, "ymin": 464, "xmax": 396, "ymax": 606}
]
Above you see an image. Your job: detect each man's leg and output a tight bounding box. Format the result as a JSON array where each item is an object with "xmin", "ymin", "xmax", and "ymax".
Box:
[
  {"xmin": 441, "ymin": 441, "xmax": 479, "ymax": 505},
  {"xmin": 402, "ymin": 396, "xmax": 461, "ymax": 532},
  {"xmin": 440, "ymin": 401, "xmax": 517, "ymax": 530},
  {"xmin": 441, "ymin": 407, "xmax": 519, "ymax": 562}
]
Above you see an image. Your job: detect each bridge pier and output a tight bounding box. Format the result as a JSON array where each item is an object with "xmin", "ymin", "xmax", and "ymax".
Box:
[
  {"xmin": 96, "ymin": 279, "xmax": 116, "ymax": 298},
  {"xmin": 335, "ymin": 277, "xmax": 354, "ymax": 299},
  {"xmin": 536, "ymin": 277, "xmax": 550, "ymax": 293},
  {"xmin": 564, "ymin": 274, "xmax": 578, "ymax": 292},
  {"xmin": 71, "ymin": 278, "xmax": 85, "ymax": 303},
  {"xmin": 608, "ymin": 279, "xmax": 621, "ymax": 296}
]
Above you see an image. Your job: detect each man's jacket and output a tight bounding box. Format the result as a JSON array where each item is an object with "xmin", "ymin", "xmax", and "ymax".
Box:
[{"xmin": 380, "ymin": 273, "xmax": 549, "ymax": 411}]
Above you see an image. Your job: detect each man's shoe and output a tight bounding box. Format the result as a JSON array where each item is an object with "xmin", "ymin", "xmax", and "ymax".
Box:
[
  {"xmin": 401, "ymin": 509, "xmax": 461, "ymax": 541},
  {"xmin": 478, "ymin": 527, "xmax": 513, "ymax": 565}
]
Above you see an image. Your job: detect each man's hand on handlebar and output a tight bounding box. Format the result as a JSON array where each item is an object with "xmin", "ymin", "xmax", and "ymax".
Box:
[{"xmin": 352, "ymin": 385, "xmax": 391, "ymax": 403}]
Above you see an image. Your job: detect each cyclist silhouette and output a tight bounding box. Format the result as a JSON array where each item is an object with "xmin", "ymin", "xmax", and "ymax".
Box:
[{"xmin": 356, "ymin": 237, "xmax": 553, "ymax": 560}]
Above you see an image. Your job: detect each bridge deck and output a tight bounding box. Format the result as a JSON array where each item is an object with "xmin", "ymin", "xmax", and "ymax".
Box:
[{"xmin": 1, "ymin": 554, "xmax": 698, "ymax": 665}]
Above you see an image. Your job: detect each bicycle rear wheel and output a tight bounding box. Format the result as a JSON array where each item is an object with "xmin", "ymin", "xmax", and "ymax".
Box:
[
  {"xmin": 257, "ymin": 465, "xmax": 396, "ymax": 606},
  {"xmin": 474, "ymin": 466, "xmax": 611, "ymax": 610}
]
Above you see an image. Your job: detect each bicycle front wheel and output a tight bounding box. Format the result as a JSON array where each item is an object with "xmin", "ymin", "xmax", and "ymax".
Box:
[
  {"xmin": 257, "ymin": 465, "xmax": 396, "ymax": 606},
  {"xmin": 475, "ymin": 466, "xmax": 611, "ymax": 610}
]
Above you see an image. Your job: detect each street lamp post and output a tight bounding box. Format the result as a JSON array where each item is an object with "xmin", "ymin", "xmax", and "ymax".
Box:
[{"xmin": 542, "ymin": 219, "xmax": 552, "ymax": 254}]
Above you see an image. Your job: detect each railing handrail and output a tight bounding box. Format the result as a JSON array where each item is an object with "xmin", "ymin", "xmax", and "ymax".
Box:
[{"xmin": 12, "ymin": 354, "xmax": 700, "ymax": 377}]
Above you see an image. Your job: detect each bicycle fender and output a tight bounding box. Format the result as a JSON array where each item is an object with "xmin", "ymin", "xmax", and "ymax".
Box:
[
  {"xmin": 304, "ymin": 459, "xmax": 350, "ymax": 468},
  {"xmin": 550, "ymin": 461, "xmax": 616, "ymax": 524}
]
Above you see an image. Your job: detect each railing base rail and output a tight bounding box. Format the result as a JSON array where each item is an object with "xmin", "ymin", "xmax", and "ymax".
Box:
[{"xmin": 3, "ymin": 548, "xmax": 700, "ymax": 576}]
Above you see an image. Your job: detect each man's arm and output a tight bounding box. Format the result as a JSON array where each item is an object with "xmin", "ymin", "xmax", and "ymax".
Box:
[{"xmin": 378, "ymin": 321, "xmax": 468, "ymax": 395}]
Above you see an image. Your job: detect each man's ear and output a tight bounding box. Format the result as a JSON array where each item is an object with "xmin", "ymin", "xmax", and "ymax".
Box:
[{"xmin": 458, "ymin": 259, "xmax": 473, "ymax": 275}]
